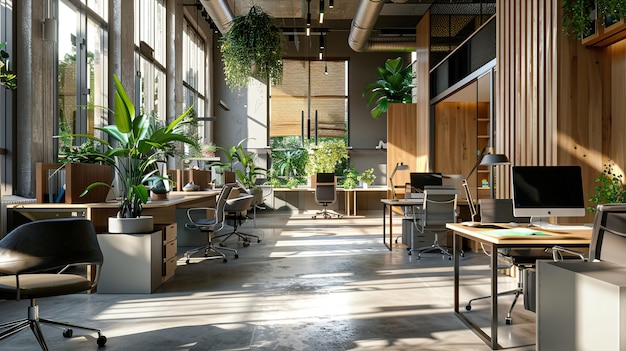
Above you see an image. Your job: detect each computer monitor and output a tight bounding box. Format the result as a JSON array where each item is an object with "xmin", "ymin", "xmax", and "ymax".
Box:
[
  {"xmin": 511, "ymin": 166, "xmax": 586, "ymax": 219},
  {"xmin": 410, "ymin": 172, "xmax": 443, "ymax": 192}
]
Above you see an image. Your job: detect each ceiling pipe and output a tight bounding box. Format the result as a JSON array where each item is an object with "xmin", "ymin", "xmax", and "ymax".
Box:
[
  {"xmin": 348, "ymin": 0, "xmax": 418, "ymax": 52},
  {"xmin": 199, "ymin": 0, "xmax": 234, "ymax": 34}
]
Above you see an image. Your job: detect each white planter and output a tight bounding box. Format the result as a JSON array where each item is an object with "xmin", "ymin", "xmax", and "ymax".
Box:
[{"xmin": 108, "ymin": 216, "xmax": 154, "ymax": 234}]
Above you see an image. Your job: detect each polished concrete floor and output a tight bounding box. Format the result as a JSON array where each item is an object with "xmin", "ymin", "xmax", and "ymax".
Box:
[{"xmin": 1, "ymin": 210, "xmax": 537, "ymax": 350}]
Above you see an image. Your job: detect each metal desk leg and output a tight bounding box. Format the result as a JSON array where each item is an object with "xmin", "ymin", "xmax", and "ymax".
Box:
[
  {"xmin": 490, "ymin": 243, "xmax": 499, "ymax": 349},
  {"xmin": 382, "ymin": 203, "xmax": 391, "ymax": 251}
]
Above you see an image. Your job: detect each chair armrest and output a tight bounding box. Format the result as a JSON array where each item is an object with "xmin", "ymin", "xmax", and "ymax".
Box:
[
  {"xmin": 552, "ymin": 245, "xmax": 587, "ymax": 261},
  {"xmin": 186, "ymin": 207, "xmax": 216, "ymax": 222}
]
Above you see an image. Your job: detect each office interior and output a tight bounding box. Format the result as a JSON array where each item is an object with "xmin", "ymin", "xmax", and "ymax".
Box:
[{"xmin": 1, "ymin": 0, "xmax": 625, "ymax": 350}]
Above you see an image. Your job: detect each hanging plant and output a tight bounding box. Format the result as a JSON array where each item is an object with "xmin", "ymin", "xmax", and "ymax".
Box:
[
  {"xmin": 562, "ymin": 0, "xmax": 597, "ymax": 38},
  {"xmin": 597, "ymin": 0, "xmax": 626, "ymax": 26},
  {"xmin": 220, "ymin": 5, "xmax": 283, "ymax": 88}
]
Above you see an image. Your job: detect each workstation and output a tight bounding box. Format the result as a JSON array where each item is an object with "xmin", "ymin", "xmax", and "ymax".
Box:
[{"xmin": 4, "ymin": 1, "xmax": 626, "ymax": 350}]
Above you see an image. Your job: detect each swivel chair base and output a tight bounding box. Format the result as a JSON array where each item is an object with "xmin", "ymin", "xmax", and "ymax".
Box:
[
  {"xmin": 0, "ymin": 299, "xmax": 107, "ymax": 350},
  {"xmin": 409, "ymin": 234, "xmax": 454, "ymax": 260},
  {"xmin": 312, "ymin": 207, "xmax": 343, "ymax": 219},
  {"xmin": 183, "ymin": 225, "xmax": 238, "ymax": 263},
  {"xmin": 215, "ymin": 217, "xmax": 261, "ymax": 247}
]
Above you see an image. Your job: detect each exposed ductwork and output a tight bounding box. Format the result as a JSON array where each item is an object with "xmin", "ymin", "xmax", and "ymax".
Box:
[
  {"xmin": 199, "ymin": 0, "xmax": 234, "ymax": 34},
  {"xmin": 348, "ymin": 0, "xmax": 418, "ymax": 52}
]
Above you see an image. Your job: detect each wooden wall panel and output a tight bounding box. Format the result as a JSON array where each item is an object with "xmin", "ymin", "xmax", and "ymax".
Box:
[
  {"xmin": 387, "ymin": 103, "xmax": 417, "ymax": 195},
  {"xmin": 496, "ymin": 0, "xmax": 613, "ymax": 223},
  {"xmin": 433, "ymin": 102, "xmax": 477, "ymax": 176},
  {"xmin": 415, "ymin": 10, "xmax": 430, "ymax": 171}
]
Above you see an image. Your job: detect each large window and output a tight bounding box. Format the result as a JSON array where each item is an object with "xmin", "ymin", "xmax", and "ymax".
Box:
[
  {"xmin": 57, "ymin": 0, "xmax": 108, "ymax": 142},
  {"xmin": 183, "ymin": 19, "xmax": 207, "ymax": 143},
  {"xmin": 134, "ymin": 0, "xmax": 166, "ymax": 122}
]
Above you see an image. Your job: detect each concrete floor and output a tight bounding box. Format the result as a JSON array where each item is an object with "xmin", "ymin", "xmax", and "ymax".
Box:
[{"xmin": 0, "ymin": 210, "xmax": 537, "ymax": 350}]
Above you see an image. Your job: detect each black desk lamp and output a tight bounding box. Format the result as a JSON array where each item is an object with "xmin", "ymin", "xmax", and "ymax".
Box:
[
  {"xmin": 389, "ymin": 162, "xmax": 410, "ymax": 199},
  {"xmin": 462, "ymin": 147, "xmax": 510, "ymax": 223}
]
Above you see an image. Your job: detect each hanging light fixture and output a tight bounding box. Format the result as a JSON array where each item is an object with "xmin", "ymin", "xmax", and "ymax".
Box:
[
  {"xmin": 329, "ymin": 0, "xmax": 334, "ymax": 9},
  {"xmin": 306, "ymin": 0, "xmax": 311, "ymax": 36},
  {"xmin": 319, "ymin": 0, "xmax": 325, "ymax": 24}
]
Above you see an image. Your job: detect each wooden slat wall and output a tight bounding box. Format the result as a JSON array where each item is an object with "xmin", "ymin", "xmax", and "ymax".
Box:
[
  {"xmin": 497, "ymin": 0, "xmax": 612, "ymax": 223},
  {"xmin": 415, "ymin": 10, "xmax": 430, "ymax": 171}
]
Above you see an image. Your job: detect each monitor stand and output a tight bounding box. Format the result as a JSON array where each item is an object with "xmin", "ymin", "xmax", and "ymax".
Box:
[{"xmin": 529, "ymin": 217, "xmax": 591, "ymax": 231}]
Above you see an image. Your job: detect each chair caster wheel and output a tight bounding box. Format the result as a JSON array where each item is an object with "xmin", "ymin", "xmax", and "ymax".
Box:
[
  {"xmin": 223, "ymin": 258, "xmax": 228, "ymax": 263},
  {"xmin": 235, "ymin": 254, "xmax": 239, "ymax": 259},
  {"xmin": 460, "ymin": 252, "xmax": 465, "ymax": 257},
  {"xmin": 448, "ymin": 256, "xmax": 452, "ymax": 260},
  {"xmin": 505, "ymin": 317, "xmax": 512, "ymax": 325},
  {"xmin": 243, "ymin": 240, "xmax": 250, "ymax": 247},
  {"xmin": 185, "ymin": 259, "xmax": 190, "ymax": 264},
  {"xmin": 97, "ymin": 335, "xmax": 107, "ymax": 346},
  {"xmin": 219, "ymin": 242, "xmax": 226, "ymax": 247},
  {"xmin": 465, "ymin": 304, "xmax": 472, "ymax": 311},
  {"xmin": 63, "ymin": 328, "xmax": 73, "ymax": 338},
  {"xmin": 257, "ymin": 239, "xmax": 261, "ymax": 243},
  {"xmin": 408, "ymin": 251, "xmax": 412, "ymax": 255}
]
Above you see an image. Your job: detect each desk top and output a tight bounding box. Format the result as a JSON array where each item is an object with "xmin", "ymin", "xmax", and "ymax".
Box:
[
  {"xmin": 6, "ymin": 191, "xmax": 219, "ymax": 210},
  {"xmin": 447, "ymin": 222, "xmax": 592, "ymax": 246},
  {"xmin": 381, "ymin": 198, "xmax": 424, "ymax": 206}
]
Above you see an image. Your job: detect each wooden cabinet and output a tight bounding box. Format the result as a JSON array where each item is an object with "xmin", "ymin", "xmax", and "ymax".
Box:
[{"xmin": 157, "ymin": 223, "xmax": 177, "ymax": 283}]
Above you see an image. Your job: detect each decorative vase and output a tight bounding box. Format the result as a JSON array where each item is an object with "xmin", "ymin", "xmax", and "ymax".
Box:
[{"xmin": 108, "ymin": 216, "xmax": 154, "ymax": 234}]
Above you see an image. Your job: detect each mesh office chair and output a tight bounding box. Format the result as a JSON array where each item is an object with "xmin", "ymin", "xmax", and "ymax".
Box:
[
  {"xmin": 215, "ymin": 192, "xmax": 261, "ymax": 247},
  {"xmin": 464, "ymin": 199, "xmax": 547, "ymax": 324},
  {"xmin": 0, "ymin": 218, "xmax": 107, "ymax": 349},
  {"xmin": 184, "ymin": 184, "xmax": 238, "ymax": 263},
  {"xmin": 312, "ymin": 173, "xmax": 342, "ymax": 219},
  {"xmin": 410, "ymin": 188, "xmax": 459, "ymax": 259}
]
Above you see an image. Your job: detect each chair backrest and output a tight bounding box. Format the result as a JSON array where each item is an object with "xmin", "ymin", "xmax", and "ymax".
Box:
[
  {"xmin": 214, "ymin": 184, "xmax": 235, "ymax": 225},
  {"xmin": 589, "ymin": 204, "xmax": 626, "ymax": 264},
  {"xmin": 421, "ymin": 189, "xmax": 459, "ymax": 227},
  {"xmin": 225, "ymin": 194, "xmax": 255, "ymax": 213},
  {"xmin": 0, "ymin": 218, "xmax": 103, "ymax": 275},
  {"xmin": 479, "ymin": 198, "xmax": 530, "ymax": 223},
  {"xmin": 315, "ymin": 173, "xmax": 336, "ymax": 204}
]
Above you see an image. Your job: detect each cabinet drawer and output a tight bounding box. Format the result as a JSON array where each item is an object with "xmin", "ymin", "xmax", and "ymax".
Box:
[
  {"xmin": 163, "ymin": 239, "xmax": 177, "ymax": 259},
  {"xmin": 155, "ymin": 223, "xmax": 177, "ymax": 242},
  {"xmin": 162, "ymin": 256, "xmax": 177, "ymax": 281}
]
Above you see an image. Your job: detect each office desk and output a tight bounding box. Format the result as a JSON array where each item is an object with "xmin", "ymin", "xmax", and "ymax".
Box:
[
  {"xmin": 446, "ymin": 223, "xmax": 592, "ymax": 350},
  {"xmin": 380, "ymin": 198, "xmax": 423, "ymax": 250}
]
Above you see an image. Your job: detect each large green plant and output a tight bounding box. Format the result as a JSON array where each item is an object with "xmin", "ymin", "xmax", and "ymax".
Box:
[
  {"xmin": 213, "ymin": 138, "xmax": 266, "ymax": 189},
  {"xmin": 562, "ymin": 0, "xmax": 599, "ymax": 38},
  {"xmin": 77, "ymin": 75, "xmax": 197, "ymax": 218},
  {"xmin": 305, "ymin": 139, "xmax": 349, "ymax": 176},
  {"xmin": 220, "ymin": 5, "xmax": 283, "ymax": 88},
  {"xmin": 362, "ymin": 57, "xmax": 414, "ymax": 119}
]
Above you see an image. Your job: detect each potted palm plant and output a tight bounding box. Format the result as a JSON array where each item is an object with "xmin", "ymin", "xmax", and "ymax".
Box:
[
  {"xmin": 362, "ymin": 56, "xmax": 414, "ymax": 119},
  {"xmin": 78, "ymin": 75, "xmax": 197, "ymax": 233}
]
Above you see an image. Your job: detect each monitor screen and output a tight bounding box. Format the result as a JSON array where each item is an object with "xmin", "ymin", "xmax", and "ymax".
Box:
[
  {"xmin": 410, "ymin": 172, "xmax": 443, "ymax": 192},
  {"xmin": 512, "ymin": 166, "xmax": 585, "ymax": 218}
]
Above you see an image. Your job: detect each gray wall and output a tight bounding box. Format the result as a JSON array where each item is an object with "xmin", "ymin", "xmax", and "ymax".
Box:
[{"xmin": 212, "ymin": 30, "xmax": 412, "ymax": 185}]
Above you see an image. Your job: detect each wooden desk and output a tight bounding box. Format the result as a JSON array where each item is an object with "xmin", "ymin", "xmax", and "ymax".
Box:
[
  {"xmin": 380, "ymin": 198, "xmax": 424, "ymax": 250},
  {"xmin": 447, "ymin": 223, "xmax": 592, "ymax": 350},
  {"xmin": 6, "ymin": 191, "xmax": 219, "ymax": 233}
]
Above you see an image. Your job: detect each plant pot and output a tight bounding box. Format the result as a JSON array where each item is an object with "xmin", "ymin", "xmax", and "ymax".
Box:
[{"xmin": 108, "ymin": 216, "xmax": 154, "ymax": 234}]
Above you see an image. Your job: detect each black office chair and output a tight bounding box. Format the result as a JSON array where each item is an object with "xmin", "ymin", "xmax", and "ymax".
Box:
[
  {"xmin": 0, "ymin": 218, "xmax": 107, "ymax": 350},
  {"xmin": 553, "ymin": 203, "xmax": 626, "ymax": 263},
  {"xmin": 312, "ymin": 172, "xmax": 342, "ymax": 219},
  {"xmin": 465, "ymin": 198, "xmax": 550, "ymax": 324},
  {"xmin": 184, "ymin": 184, "xmax": 238, "ymax": 263}
]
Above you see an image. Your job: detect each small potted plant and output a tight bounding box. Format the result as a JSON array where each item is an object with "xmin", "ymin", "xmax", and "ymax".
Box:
[
  {"xmin": 588, "ymin": 162, "xmax": 626, "ymax": 212},
  {"xmin": 199, "ymin": 142, "xmax": 217, "ymax": 158},
  {"xmin": 358, "ymin": 168, "xmax": 376, "ymax": 188}
]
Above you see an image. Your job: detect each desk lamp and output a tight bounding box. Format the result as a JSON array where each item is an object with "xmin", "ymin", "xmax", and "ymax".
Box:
[
  {"xmin": 389, "ymin": 162, "xmax": 410, "ymax": 199},
  {"xmin": 462, "ymin": 147, "xmax": 510, "ymax": 223}
]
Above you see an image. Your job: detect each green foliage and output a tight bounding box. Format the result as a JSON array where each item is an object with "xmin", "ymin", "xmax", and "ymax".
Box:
[
  {"xmin": 341, "ymin": 165, "xmax": 359, "ymax": 189},
  {"xmin": 213, "ymin": 138, "xmax": 266, "ymax": 189},
  {"xmin": 560, "ymin": 0, "xmax": 626, "ymax": 38},
  {"xmin": 74, "ymin": 75, "xmax": 197, "ymax": 218},
  {"xmin": 269, "ymin": 137, "xmax": 308, "ymax": 178},
  {"xmin": 362, "ymin": 57, "xmax": 414, "ymax": 119},
  {"xmin": 305, "ymin": 139, "xmax": 349, "ymax": 176},
  {"xmin": 588, "ymin": 162, "xmax": 626, "ymax": 212},
  {"xmin": 220, "ymin": 5, "xmax": 283, "ymax": 88},
  {"xmin": 0, "ymin": 42, "xmax": 16, "ymax": 90},
  {"xmin": 358, "ymin": 168, "xmax": 376, "ymax": 185},
  {"xmin": 598, "ymin": 0, "xmax": 626, "ymax": 25}
]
